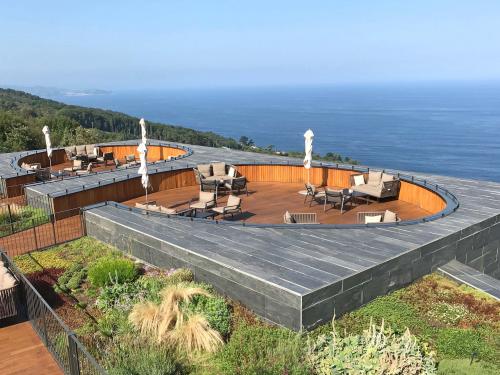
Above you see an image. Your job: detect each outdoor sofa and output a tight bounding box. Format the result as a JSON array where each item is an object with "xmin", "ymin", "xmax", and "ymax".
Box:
[
  {"xmin": 65, "ymin": 144, "xmax": 100, "ymax": 161},
  {"xmin": 350, "ymin": 171, "xmax": 400, "ymax": 201}
]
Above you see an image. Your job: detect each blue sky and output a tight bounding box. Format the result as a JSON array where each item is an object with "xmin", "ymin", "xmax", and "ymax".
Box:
[{"xmin": 1, "ymin": 0, "xmax": 500, "ymax": 89}]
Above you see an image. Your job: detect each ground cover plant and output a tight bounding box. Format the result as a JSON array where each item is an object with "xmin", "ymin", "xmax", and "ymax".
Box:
[{"xmin": 13, "ymin": 238, "xmax": 500, "ymax": 374}]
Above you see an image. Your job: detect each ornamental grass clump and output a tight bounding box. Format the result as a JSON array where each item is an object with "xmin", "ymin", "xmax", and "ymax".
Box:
[
  {"xmin": 308, "ymin": 319, "xmax": 437, "ymax": 375},
  {"xmin": 129, "ymin": 284, "xmax": 224, "ymax": 354}
]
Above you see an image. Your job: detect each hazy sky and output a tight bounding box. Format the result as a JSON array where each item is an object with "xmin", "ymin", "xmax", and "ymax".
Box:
[{"xmin": 1, "ymin": 1, "xmax": 500, "ymax": 89}]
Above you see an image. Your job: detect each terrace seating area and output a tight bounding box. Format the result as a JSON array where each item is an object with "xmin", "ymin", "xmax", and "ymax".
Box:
[{"xmin": 124, "ymin": 180, "xmax": 429, "ymax": 225}]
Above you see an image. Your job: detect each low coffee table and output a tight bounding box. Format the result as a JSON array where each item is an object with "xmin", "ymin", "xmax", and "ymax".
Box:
[{"xmin": 351, "ymin": 191, "xmax": 371, "ymax": 205}]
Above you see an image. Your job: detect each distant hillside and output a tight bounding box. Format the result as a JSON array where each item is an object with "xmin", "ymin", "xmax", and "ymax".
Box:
[
  {"xmin": 0, "ymin": 88, "xmax": 240, "ymax": 152},
  {"xmin": 0, "ymin": 88, "xmax": 357, "ymax": 164}
]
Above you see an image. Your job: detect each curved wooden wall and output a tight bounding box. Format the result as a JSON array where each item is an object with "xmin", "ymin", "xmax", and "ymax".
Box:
[
  {"xmin": 99, "ymin": 145, "xmax": 187, "ymax": 162},
  {"xmin": 17, "ymin": 149, "xmax": 67, "ymax": 169},
  {"xmin": 52, "ymin": 169, "xmax": 196, "ymax": 215},
  {"xmin": 50, "ymin": 164, "xmax": 446, "ymax": 217},
  {"xmin": 236, "ymin": 164, "xmax": 446, "ymax": 214}
]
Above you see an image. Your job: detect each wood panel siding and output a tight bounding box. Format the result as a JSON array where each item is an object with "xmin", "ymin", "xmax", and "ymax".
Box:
[
  {"xmin": 52, "ymin": 168, "xmax": 197, "ymax": 213},
  {"xmin": 100, "ymin": 145, "xmax": 186, "ymax": 162},
  {"xmin": 17, "ymin": 149, "xmax": 67, "ymax": 168},
  {"xmin": 51, "ymin": 164, "xmax": 445, "ymax": 217},
  {"xmin": 398, "ymin": 180, "xmax": 446, "ymax": 213},
  {"xmin": 237, "ymin": 164, "xmax": 357, "ymax": 187}
]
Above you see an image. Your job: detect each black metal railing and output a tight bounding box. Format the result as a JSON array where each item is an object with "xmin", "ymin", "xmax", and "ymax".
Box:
[
  {"xmin": 1, "ymin": 251, "xmax": 106, "ymax": 375},
  {"xmin": 0, "ymin": 206, "xmax": 85, "ymax": 257}
]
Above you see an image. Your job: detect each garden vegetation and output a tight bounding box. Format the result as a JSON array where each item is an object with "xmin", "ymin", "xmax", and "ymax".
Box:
[{"xmin": 13, "ymin": 237, "xmax": 500, "ymax": 374}]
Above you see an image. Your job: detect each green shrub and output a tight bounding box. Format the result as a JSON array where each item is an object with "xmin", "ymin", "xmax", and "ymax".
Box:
[
  {"xmin": 54, "ymin": 263, "xmax": 86, "ymax": 293},
  {"xmin": 97, "ymin": 309, "xmax": 133, "ymax": 337},
  {"xmin": 308, "ymin": 320, "xmax": 437, "ymax": 375},
  {"xmin": 435, "ymin": 328, "xmax": 495, "ymax": 362},
  {"xmin": 437, "ymin": 358, "xmax": 500, "ymax": 375},
  {"xmin": 209, "ymin": 323, "xmax": 310, "ymax": 375},
  {"xmin": 88, "ymin": 257, "xmax": 137, "ymax": 287},
  {"xmin": 106, "ymin": 339, "xmax": 187, "ymax": 375},
  {"xmin": 166, "ymin": 268, "xmax": 193, "ymax": 284},
  {"xmin": 188, "ymin": 293, "xmax": 231, "ymax": 337},
  {"xmin": 96, "ymin": 281, "xmax": 145, "ymax": 311}
]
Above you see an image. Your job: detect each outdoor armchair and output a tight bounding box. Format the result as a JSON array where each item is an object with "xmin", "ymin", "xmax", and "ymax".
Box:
[
  {"xmin": 224, "ymin": 176, "xmax": 248, "ymax": 196},
  {"xmin": 304, "ymin": 183, "xmax": 325, "ymax": 206},
  {"xmin": 211, "ymin": 195, "xmax": 242, "ymax": 218},
  {"xmin": 324, "ymin": 188, "xmax": 352, "ymax": 213},
  {"xmin": 189, "ymin": 191, "xmax": 216, "ymax": 211}
]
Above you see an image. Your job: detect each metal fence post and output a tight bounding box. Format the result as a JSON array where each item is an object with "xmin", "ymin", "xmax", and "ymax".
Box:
[
  {"xmin": 7, "ymin": 204, "xmax": 14, "ymax": 235},
  {"xmin": 32, "ymin": 218, "xmax": 39, "ymax": 250},
  {"xmin": 51, "ymin": 214, "xmax": 57, "ymax": 245},
  {"xmin": 68, "ymin": 333, "xmax": 81, "ymax": 375}
]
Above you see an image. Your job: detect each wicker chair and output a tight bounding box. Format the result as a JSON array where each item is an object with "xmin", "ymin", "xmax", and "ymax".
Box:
[{"xmin": 224, "ymin": 177, "xmax": 248, "ymax": 196}]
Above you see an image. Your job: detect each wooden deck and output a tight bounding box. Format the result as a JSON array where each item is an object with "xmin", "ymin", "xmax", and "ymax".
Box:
[
  {"xmin": 0, "ymin": 321, "xmax": 62, "ymax": 375},
  {"xmin": 122, "ymin": 182, "xmax": 431, "ymax": 224}
]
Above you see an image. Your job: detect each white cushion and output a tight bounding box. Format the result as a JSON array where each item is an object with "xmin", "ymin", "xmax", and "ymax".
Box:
[
  {"xmin": 365, "ymin": 215, "xmax": 382, "ymax": 224},
  {"xmin": 368, "ymin": 171, "xmax": 382, "ymax": 186},
  {"xmin": 284, "ymin": 211, "xmax": 293, "ymax": 224},
  {"xmin": 228, "ymin": 166, "xmax": 237, "ymax": 178},
  {"xmin": 353, "ymin": 175, "xmax": 365, "ymax": 186},
  {"xmin": 1, "ymin": 273, "xmax": 16, "ymax": 289},
  {"xmin": 0, "ymin": 266, "xmax": 8, "ymax": 276},
  {"xmin": 383, "ymin": 210, "xmax": 398, "ymax": 223}
]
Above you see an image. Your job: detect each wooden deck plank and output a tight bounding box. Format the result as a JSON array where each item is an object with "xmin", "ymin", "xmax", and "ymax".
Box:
[
  {"xmin": 122, "ymin": 182, "xmax": 432, "ymax": 225},
  {"xmin": 0, "ymin": 321, "xmax": 62, "ymax": 375}
]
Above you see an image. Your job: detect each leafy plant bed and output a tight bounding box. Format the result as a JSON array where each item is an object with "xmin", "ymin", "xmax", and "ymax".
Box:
[{"xmin": 13, "ymin": 238, "xmax": 500, "ymax": 375}]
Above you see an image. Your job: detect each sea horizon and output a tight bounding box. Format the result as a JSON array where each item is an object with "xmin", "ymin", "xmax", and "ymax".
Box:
[{"xmin": 36, "ymin": 81, "xmax": 500, "ymax": 182}]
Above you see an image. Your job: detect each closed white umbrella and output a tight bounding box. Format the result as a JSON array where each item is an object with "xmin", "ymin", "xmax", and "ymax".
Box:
[
  {"xmin": 303, "ymin": 129, "xmax": 314, "ymax": 183},
  {"xmin": 137, "ymin": 119, "xmax": 150, "ymax": 204},
  {"xmin": 42, "ymin": 126, "xmax": 53, "ymax": 170},
  {"xmin": 139, "ymin": 118, "xmax": 147, "ymax": 145}
]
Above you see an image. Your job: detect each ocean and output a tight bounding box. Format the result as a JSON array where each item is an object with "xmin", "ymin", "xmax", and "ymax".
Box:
[{"xmin": 51, "ymin": 83, "xmax": 500, "ymax": 182}]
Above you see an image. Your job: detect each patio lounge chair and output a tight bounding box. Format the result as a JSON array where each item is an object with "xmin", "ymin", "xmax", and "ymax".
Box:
[
  {"xmin": 125, "ymin": 154, "xmax": 139, "ymax": 166},
  {"xmin": 212, "ymin": 195, "xmax": 242, "ymax": 218},
  {"xmin": 97, "ymin": 152, "xmax": 114, "ymax": 166},
  {"xmin": 189, "ymin": 191, "xmax": 216, "ymax": 211},
  {"xmin": 64, "ymin": 159, "xmax": 83, "ymax": 172},
  {"xmin": 283, "ymin": 211, "xmax": 318, "ymax": 224},
  {"xmin": 350, "ymin": 171, "xmax": 400, "ymax": 201},
  {"xmin": 357, "ymin": 210, "xmax": 400, "ymax": 224},
  {"xmin": 76, "ymin": 162, "xmax": 94, "ymax": 176},
  {"xmin": 324, "ymin": 188, "xmax": 352, "ymax": 213},
  {"xmin": 304, "ymin": 183, "xmax": 325, "ymax": 206},
  {"xmin": 224, "ymin": 176, "xmax": 248, "ymax": 196}
]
